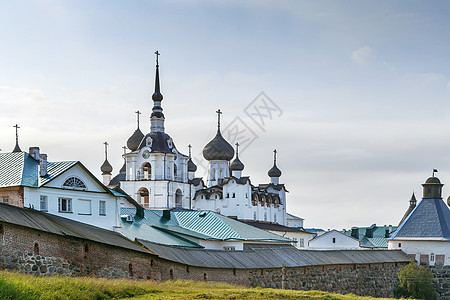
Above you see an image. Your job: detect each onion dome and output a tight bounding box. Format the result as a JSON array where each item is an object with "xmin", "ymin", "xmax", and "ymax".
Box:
[
  {"xmin": 202, "ymin": 109, "xmax": 234, "ymax": 161},
  {"xmin": 268, "ymin": 149, "xmax": 282, "ymax": 178},
  {"xmin": 101, "ymin": 142, "xmax": 113, "ymax": 175},
  {"xmin": 101, "ymin": 159, "xmax": 113, "ymax": 175},
  {"xmin": 230, "ymin": 142, "xmax": 244, "ymax": 171},
  {"xmin": 127, "ymin": 111, "xmax": 144, "ymax": 151},
  {"xmin": 188, "ymin": 159, "xmax": 197, "ymax": 172}
]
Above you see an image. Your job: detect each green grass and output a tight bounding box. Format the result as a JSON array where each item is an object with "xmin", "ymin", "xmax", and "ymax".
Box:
[{"xmin": 0, "ymin": 271, "xmax": 393, "ymax": 300}]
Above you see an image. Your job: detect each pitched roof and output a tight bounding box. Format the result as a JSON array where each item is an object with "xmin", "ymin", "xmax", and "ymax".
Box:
[
  {"xmin": 286, "ymin": 213, "xmax": 304, "ymax": 220},
  {"xmin": 390, "ymin": 198, "xmax": 450, "ymax": 241},
  {"xmin": 0, "ymin": 203, "xmax": 148, "ymax": 253},
  {"xmin": 239, "ymin": 220, "xmax": 314, "ymax": 234},
  {"xmin": 136, "ymin": 239, "xmax": 410, "ymax": 269},
  {"xmin": 120, "ymin": 208, "xmax": 291, "ymax": 245}
]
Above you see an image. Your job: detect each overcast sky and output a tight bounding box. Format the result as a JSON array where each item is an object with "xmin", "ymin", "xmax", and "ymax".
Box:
[{"xmin": 1, "ymin": 0, "xmax": 450, "ymax": 230}]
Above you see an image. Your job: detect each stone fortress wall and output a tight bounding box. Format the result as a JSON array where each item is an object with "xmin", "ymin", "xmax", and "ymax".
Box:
[{"xmin": 0, "ymin": 221, "xmax": 411, "ymax": 298}]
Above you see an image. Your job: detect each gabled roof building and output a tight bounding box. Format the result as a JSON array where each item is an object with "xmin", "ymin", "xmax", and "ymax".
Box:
[{"xmin": 388, "ymin": 175, "xmax": 450, "ymax": 266}]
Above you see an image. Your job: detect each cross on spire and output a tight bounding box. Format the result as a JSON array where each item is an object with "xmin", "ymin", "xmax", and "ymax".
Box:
[
  {"xmin": 273, "ymin": 149, "xmax": 277, "ymax": 164},
  {"xmin": 122, "ymin": 146, "xmax": 127, "ymax": 155},
  {"xmin": 135, "ymin": 110, "xmax": 141, "ymax": 128},
  {"xmin": 103, "ymin": 142, "xmax": 109, "ymax": 159},
  {"xmin": 235, "ymin": 142, "xmax": 240, "ymax": 156},
  {"xmin": 155, "ymin": 50, "xmax": 160, "ymax": 66},
  {"xmin": 188, "ymin": 144, "xmax": 192, "ymax": 158},
  {"xmin": 12, "ymin": 124, "xmax": 21, "ymax": 153},
  {"xmin": 216, "ymin": 109, "xmax": 222, "ymax": 130}
]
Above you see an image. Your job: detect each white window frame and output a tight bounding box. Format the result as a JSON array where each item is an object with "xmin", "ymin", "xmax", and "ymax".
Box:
[
  {"xmin": 99, "ymin": 201, "xmax": 106, "ymax": 216},
  {"xmin": 40, "ymin": 195, "xmax": 48, "ymax": 211},
  {"xmin": 299, "ymin": 238, "xmax": 305, "ymax": 248},
  {"xmin": 58, "ymin": 198, "xmax": 72, "ymax": 213},
  {"xmin": 1, "ymin": 196, "xmax": 9, "ymax": 204}
]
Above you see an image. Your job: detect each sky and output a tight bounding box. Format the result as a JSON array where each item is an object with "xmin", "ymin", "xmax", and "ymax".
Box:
[{"xmin": 1, "ymin": 0, "xmax": 450, "ymax": 230}]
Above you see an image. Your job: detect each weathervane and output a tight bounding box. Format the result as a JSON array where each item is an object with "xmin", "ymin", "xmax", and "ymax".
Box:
[{"xmin": 432, "ymin": 168, "xmax": 438, "ymax": 177}]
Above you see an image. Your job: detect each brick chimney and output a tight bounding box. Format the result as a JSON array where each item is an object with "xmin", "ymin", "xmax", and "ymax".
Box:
[
  {"xmin": 39, "ymin": 154, "xmax": 48, "ymax": 177},
  {"xmin": 29, "ymin": 147, "xmax": 40, "ymax": 160}
]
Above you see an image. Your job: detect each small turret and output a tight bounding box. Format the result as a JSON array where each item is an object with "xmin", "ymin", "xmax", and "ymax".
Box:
[
  {"xmin": 422, "ymin": 169, "xmax": 443, "ymax": 199},
  {"xmin": 399, "ymin": 192, "xmax": 418, "ymax": 226},
  {"xmin": 268, "ymin": 149, "xmax": 282, "ymax": 185},
  {"xmin": 230, "ymin": 142, "xmax": 244, "ymax": 178},
  {"xmin": 101, "ymin": 142, "xmax": 113, "ymax": 185}
]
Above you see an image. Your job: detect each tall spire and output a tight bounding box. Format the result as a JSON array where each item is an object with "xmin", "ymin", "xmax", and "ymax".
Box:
[
  {"xmin": 150, "ymin": 50, "xmax": 165, "ymax": 132},
  {"xmin": 12, "ymin": 124, "xmax": 21, "ymax": 153}
]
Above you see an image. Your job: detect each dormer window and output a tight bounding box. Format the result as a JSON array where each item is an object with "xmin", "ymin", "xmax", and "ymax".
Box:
[
  {"xmin": 167, "ymin": 138, "xmax": 173, "ymax": 149},
  {"xmin": 62, "ymin": 177, "xmax": 86, "ymax": 190},
  {"xmin": 146, "ymin": 137, "xmax": 153, "ymax": 147}
]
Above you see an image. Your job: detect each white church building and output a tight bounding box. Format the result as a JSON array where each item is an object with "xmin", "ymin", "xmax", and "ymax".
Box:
[{"xmin": 106, "ymin": 52, "xmax": 292, "ymax": 228}]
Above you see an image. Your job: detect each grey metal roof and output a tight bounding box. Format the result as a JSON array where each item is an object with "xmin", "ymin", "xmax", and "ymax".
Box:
[
  {"xmin": 136, "ymin": 239, "xmax": 410, "ymax": 269},
  {"xmin": 0, "ymin": 152, "xmax": 38, "ymax": 187},
  {"xmin": 239, "ymin": 220, "xmax": 314, "ymax": 234},
  {"xmin": 0, "ymin": 203, "xmax": 148, "ymax": 253},
  {"xmin": 390, "ymin": 198, "xmax": 450, "ymax": 241}
]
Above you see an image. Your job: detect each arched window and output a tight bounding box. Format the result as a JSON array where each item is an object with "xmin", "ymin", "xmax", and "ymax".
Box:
[
  {"xmin": 138, "ymin": 187, "xmax": 150, "ymax": 208},
  {"xmin": 129, "ymin": 263, "xmax": 133, "ymax": 276},
  {"xmin": 174, "ymin": 164, "xmax": 178, "ymax": 179},
  {"xmin": 34, "ymin": 242, "xmax": 39, "ymax": 255},
  {"xmin": 62, "ymin": 177, "xmax": 86, "ymax": 189},
  {"xmin": 219, "ymin": 170, "xmax": 223, "ymax": 179},
  {"xmin": 175, "ymin": 189, "xmax": 182, "ymax": 208},
  {"xmin": 142, "ymin": 163, "xmax": 151, "ymax": 180},
  {"xmin": 211, "ymin": 169, "xmax": 216, "ymax": 180}
]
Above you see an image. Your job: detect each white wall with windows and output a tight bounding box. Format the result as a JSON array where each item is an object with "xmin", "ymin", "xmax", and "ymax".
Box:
[
  {"xmin": 308, "ymin": 230, "xmax": 360, "ymax": 250},
  {"xmin": 23, "ymin": 164, "xmax": 135, "ymax": 231},
  {"xmin": 388, "ymin": 240, "xmax": 450, "ymax": 266},
  {"xmin": 267, "ymin": 231, "xmax": 314, "ymax": 250}
]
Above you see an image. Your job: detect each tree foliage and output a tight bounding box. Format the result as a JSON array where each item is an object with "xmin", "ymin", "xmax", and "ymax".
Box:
[{"xmin": 394, "ymin": 262, "xmax": 437, "ymax": 300}]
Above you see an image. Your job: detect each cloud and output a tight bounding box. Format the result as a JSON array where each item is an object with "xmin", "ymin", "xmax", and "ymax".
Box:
[{"xmin": 351, "ymin": 45, "xmax": 376, "ymax": 64}]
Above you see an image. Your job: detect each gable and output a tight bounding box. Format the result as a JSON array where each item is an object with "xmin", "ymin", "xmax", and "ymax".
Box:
[{"xmin": 41, "ymin": 164, "xmax": 107, "ymax": 193}]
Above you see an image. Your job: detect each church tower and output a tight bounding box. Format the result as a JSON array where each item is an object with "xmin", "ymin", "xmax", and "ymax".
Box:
[
  {"xmin": 203, "ymin": 110, "xmax": 235, "ymax": 187},
  {"xmin": 119, "ymin": 51, "xmax": 194, "ymax": 209}
]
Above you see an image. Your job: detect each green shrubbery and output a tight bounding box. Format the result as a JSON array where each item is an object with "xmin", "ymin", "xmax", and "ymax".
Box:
[
  {"xmin": 394, "ymin": 262, "xmax": 437, "ymax": 300},
  {"xmin": 0, "ymin": 270, "xmax": 394, "ymax": 299}
]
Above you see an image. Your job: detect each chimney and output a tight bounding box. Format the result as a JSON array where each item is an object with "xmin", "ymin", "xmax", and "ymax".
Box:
[
  {"xmin": 162, "ymin": 210, "xmax": 171, "ymax": 220},
  {"xmin": 39, "ymin": 154, "xmax": 48, "ymax": 177},
  {"xmin": 29, "ymin": 147, "xmax": 40, "ymax": 160},
  {"xmin": 385, "ymin": 229, "xmax": 390, "ymax": 238},
  {"xmin": 366, "ymin": 227, "xmax": 373, "ymax": 238},
  {"xmin": 135, "ymin": 206, "xmax": 144, "ymax": 219},
  {"xmin": 351, "ymin": 227, "xmax": 359, "ymax": 239}
]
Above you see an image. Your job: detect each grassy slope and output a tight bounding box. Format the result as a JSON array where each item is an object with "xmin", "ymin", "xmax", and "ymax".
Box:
[{"xmin": 0, "ymin": 271, "xmax": 393, "ymax": 300}]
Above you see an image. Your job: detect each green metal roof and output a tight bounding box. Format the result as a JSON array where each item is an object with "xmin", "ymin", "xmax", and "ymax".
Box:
[
  {"xmin": 39, "ymin": 161, "xmax": 78, "ymax": 186},
  {"xmin": 0, "ymin": 152, "xmax": 78, "ymax": 188}
]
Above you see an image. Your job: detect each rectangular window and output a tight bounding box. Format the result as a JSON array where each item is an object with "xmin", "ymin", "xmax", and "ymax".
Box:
[
  {"xmin": 58, "ymin": 198, "xmax": 72, "ymax": 212},
  {"xmin": 299, "ymin": 238, "xmax": 305, "ymax": 248},
  {"xmin": 1, "ymin": 196, "xmax": 9, "ymax": 204},
  {"xmin": 274, "ymin": 214, "xmax": 277, "ymax": 223},
  {"xmin": 40, "ymin": 196, "xmax": 48, "ymax": 211},
  {"xmin": 332, "ymin": 237, "xmax": 336, "ymax": 243},
  {"xmin": 430, "ymin": 253, "xmax": 435, "ymax": 261},
  {"xmin": 78, "ymin": 199, "xmax": 91, "ymax": 215},
  {"xmin": 223, "ymin": 246, "xmax": 235, "ymax": 251},
  {"xmin": 99, "ymin": 201, "xmax": 106, "ymax": 215},
  {"xmin": 292, "ymin": 237, "xmax": 298, "ymax": 244}
]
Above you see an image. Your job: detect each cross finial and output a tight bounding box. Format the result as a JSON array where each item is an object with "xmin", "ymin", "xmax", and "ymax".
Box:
[
  {"xmin": 13, "ymin": 124, "xmax": 19, "ymax": 140},
  {"xmin": 188, "ymin": 144, "xmax": 192, "ymax": 158},
  {"xmin": 135, "ymin": 110, "xmax": 141, "ymax": 128},
  {"xmin": 155, "ymin": 50, "xmax": 160, "ymax": 66},
  {"xmin": 273, "ymin": 149, "xmax": 277, "ymax": 164},
  {"xmin": 103, "ymin": 142, "xmax": 109, "ymax": 159},
  {"xmin": 235, "ymin": 142, "xmax": 240, "ymax": 156},
  {"xmin": 216, "ymin": 109, "xmax": 222, "ymax": 130},
  {"xmin": 122, "ymin": 146, "xmax": 127, "ymax": 155}
]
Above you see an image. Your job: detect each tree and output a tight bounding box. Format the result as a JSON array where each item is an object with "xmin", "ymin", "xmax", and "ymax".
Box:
[{"xmin": 394, "ymin": 262, "xmax": 437, "ymax": 300}]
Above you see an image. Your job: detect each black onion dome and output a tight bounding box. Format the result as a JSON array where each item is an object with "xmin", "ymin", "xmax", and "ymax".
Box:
[
  {"xmin": 101, "ymin": 159, "xmax": 113, "ymax": 175},
  {"xmin": 137, "ymin": 131, "xmax": 175, "ymax": 153},
  {"xmin": 188, "ymin": 158, "xmax": 197, "ymax": 172},
  {"xmin": 230, "ymin": 156, "xmax": 244, "ymax": 171},
  {"xmin": 268, "ymin": 164, "xmax": 282, "ymax": 178},
  {"xmin": 203, "ymin": 131, "xmax": 234, "ymax": 161},
  {"xmin": 127, "ymin": 128, "xmax": 144, "ymax": 151},
  {"xmin": 425, "ymin": 177, "xmax": 441, "ymax": 184}
]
